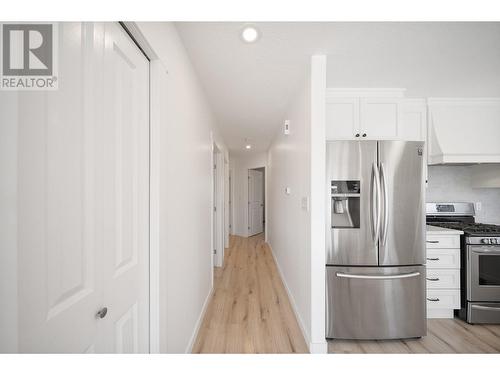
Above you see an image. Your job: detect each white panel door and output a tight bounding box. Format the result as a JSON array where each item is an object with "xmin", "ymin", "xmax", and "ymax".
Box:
[
  {"xmin": 16, "ymin": 22, "xmax": 149, "ymax": 353},
  {"xmin": 17, "ymin": 22, "xmax": 101, "ymax": 353},
  {"xmin": 98, "ymin": 23, "xmax": 150, "ymax": 353},
  {"xmin": 248, "ymin": 169, "xmax": 264, "ymax": 236}
]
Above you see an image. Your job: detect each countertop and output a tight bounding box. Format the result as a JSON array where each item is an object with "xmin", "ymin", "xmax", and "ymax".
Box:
[{"xmin": 426, "ymin": 225, "xmax": 463, "ymax": 235}]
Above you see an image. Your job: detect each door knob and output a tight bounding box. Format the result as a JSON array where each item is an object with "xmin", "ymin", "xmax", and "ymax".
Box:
[{"xmin": 96, "ymin": 307, "xmax": 108, "ymax": 319}]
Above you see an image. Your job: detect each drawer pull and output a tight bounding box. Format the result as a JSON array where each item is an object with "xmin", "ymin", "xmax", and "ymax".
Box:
[
  {"xmin": 427, "ymin": 297, "xmax": 440, "ymax": 302},
  {"xmin": 426, "ymin": 257, "xmax": 440, "ymax": 261},
  {"xmin": 426, "ymin": 277, "xmax": 440, "ymax": 281},
  {"xmin": 426, "ymin": 240, "xmax": 440, "ymax": 244}
]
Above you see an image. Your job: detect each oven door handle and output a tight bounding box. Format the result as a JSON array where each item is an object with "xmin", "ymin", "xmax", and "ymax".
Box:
[{"xmin": 471, "ymin": 248, "xmax": 500, "ymax": 255}]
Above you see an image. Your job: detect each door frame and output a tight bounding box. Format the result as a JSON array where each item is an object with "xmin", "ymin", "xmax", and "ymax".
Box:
[
  {"xmin": 122, "ymin": 22, "xmax": 159, "ymax": 353},
  {"xmin": 211, "ymin": 142, "xmax": 225, "ymax": 269},
  {"xmin": 247, "ymin": 166, "xmax": 267, "ymax": 238}
]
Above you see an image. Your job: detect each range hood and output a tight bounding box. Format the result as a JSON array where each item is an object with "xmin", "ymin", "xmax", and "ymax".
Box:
[{"xmin": 428, "ymin": 98, "xmax": 500, "ymax": 164}]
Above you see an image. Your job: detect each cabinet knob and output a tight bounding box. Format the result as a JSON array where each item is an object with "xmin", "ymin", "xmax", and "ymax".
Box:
[
  {"xmin": 362, "ymin": 133, "xmax": 367, "ymax": 137},
  {"xmin": 355, "ymin": 133, "xmax": 360, "ymax": 137}
]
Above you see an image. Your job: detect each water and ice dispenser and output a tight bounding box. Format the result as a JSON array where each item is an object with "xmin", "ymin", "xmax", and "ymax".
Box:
[{"xmin": 331, "ymin": 180, "xmax": 360, "ymax": 228}]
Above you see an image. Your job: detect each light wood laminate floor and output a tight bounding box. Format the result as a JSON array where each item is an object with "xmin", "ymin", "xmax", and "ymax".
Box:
[
  {"xmin": 192, "ymin": 235, "xmax": 500, "ymax": 354},
  {"xmin": 328, "ymin": 318, "xmax": 500, "ymax": 353},
  {"xmin": 192, "ymin": 234, "xmax": 309, "ymax": 353}
]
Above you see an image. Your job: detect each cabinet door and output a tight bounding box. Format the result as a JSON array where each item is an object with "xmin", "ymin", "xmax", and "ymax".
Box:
[
  {"xmin": 360, "ymin": 98, "xmax": 400, "ymax": 140},
  {"xmin": 399, "ymin": 99, "xmax": 427, "ymax": 141},
  {"xmin": 325, "ymin": 98, "xmax": 360, "ymax": 140}
]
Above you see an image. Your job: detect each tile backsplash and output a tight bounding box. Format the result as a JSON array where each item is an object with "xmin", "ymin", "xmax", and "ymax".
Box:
[{"xmin": 427, "ymin": 165, "xmax": 500, "ymax": 224}]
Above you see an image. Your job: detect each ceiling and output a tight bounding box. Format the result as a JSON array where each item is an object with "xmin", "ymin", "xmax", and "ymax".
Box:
[{"xmin": 175, "ymin": 22, "xmax": 500, "ymax": 155}]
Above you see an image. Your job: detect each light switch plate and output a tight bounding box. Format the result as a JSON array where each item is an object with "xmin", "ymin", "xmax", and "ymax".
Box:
[
  {"xmin": 284, "ymin": 120, "xmax": 290, "ymax": 135},
  {"xmin": 285, "ymin": 187, "xmax": 291, "ymax": 195}
]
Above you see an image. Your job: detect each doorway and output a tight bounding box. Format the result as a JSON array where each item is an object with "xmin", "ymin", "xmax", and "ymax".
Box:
[
  {"xmin": 248, "ymin": 167, "xmax": 265, "ymax": 237},
  {"xmin": 212, "ymin": 144, "xmax": 225, "ymax": 269}
]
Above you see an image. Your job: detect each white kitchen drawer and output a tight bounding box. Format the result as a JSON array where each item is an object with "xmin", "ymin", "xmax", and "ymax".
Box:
[
  {"xmin": 426, "ymin": 234, "xmax": 460, "ymax": 249},
  {"xmin": 426, "ymin": 269, "xmax": 460, "ymax": 289},
  {"xmin": 426, "ymin": 248, "xmax": 461, "ymax": 269},
  {"xmin": 426, "ymin": 289, "xmax": 460, "ymax": 309}
]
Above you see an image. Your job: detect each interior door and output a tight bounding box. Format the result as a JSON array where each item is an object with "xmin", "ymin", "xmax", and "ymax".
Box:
[
  {"xmin": 326, "ymin": 141, "xmax": 378, "ymax": 265},
  {"xmin": 98, "ymin": 23, "xmax": 150, "ymax": 353},
  {"xmin": 248, "ymin": 169, "xmax": 264, "ymax": 236},
  {"xmin": 17, "ymin": 22, "xmax": 101, "ymax": 353},
  {"xmin": 16, "ymin": 22, "xmax": 149, "ymax": 353},
  {"xmin": 378, "ymin": 141, "xmax": 425, "ymax": 266}
]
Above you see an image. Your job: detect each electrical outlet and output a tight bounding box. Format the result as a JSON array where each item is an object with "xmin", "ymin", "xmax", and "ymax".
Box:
[{"xmin": 475, "ymin": 202, "xmax": 482, "ymax": 212}]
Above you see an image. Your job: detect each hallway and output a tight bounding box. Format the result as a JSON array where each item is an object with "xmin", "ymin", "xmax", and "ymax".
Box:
[{"xmin": 192, "ymin": 235, "xmax": 309, "ymax": 353}]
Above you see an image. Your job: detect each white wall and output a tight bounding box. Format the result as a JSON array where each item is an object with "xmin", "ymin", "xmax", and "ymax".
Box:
[
  {"xmin": 230, "ymin": 152, "xmax": 267, "ymax": 237},
  {"xmin": 266, "ymin": 56, "xmax": 327, "ymax": 353},
  {"xmin": 136, "ymin": 22, "xmax": 228, "ymax": 353},
  {"xmin": 326, "ymin": 23, "xmax": 500, "ymax": 97}
]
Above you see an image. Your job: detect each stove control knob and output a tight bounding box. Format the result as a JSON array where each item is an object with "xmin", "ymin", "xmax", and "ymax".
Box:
[
  {"xmin": 492, "ymin": 238, "xmax": 498, "ymax": 244},
  {"xmin": 481, "ymin": 238, "xmax": 490, "ymax": 244}
]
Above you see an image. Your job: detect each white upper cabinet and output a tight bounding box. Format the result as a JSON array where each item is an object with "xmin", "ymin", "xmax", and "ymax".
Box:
[
  {"xmin": 398, "ymin": 99, "xmax": 427, "ymax": 142},
  {"xmin": 325, "ymin": 89, "xmax": 426, "ymax": 142},
  {"xmin": 359, "ymin": 98, "xmax": 400, "ymax": 140}
]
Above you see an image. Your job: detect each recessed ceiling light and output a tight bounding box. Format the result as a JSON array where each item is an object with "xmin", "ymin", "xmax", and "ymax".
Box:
[
  {"xmin": 241, "ymin": 25, "xmax": 260, "ymax": 43},
  {"xmin": 245, "ymin": 144, "xmax": 252, "ymax": 149}
]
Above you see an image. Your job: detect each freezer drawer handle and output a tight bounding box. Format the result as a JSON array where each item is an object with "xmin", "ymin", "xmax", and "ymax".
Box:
[
  {"xmin": 426, "ymin": 257, "xmax": 440, "ymax": 261},
  {"xmin": 426, "ymin": 240, "xmax": 440, "ymax": 244},
  {"xmin": 427, "ymin": 297, "xmax": 440, "ymax": 302},
  {"xmin": 426, "ymin": 277, "xmax": 440, "ymax": 281},
  {"xmin": 472, "ymin": 304, "xmax": 500, "ymax": 311},
  {"xmin": 336, "ymin": 271, "xmax": 421, "ymax": 280}
]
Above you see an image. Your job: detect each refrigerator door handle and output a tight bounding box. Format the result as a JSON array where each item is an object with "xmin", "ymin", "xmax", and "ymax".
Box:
[
  {"xmin": 379, "ymin": 162, "xmax": 389, "ymax": 246},
  {"xmin": 371, "ymin": 162, "xmax": 381, "ymax": 243},
  {"xmin": 336, "ymin": 272, "xmax": 421, "ymax": 280}
]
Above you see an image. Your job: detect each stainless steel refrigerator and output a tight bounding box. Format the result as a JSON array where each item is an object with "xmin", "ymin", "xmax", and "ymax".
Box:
[{"xmin": 326, "ymin": 141, "xmax": 426, "ymax": 340}]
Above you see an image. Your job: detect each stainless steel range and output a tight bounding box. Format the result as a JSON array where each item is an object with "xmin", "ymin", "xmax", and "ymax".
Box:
[{"xmin": 427, "ymin": 202, "xmax": 500, "ymax": 324}]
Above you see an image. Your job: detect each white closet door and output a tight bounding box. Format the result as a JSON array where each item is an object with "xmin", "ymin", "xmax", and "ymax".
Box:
[
  {"xmin": 248, "ymin": 169, "xmax": 264, "ymax": 236},
  {"xmin": 97, "ymin": 23, "xmax": 150, "ymax": 353},
  {"xmin": 16, "ymin": 22, "xmax": 150, "ymax": 353},
  {"xmin": 17, "ymin": 22, "xmax": 101, "ymax": 353}
]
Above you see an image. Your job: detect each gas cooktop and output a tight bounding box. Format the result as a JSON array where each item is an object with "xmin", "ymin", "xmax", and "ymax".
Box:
[{"xmin": 430, "ymin": 222, "xmax": 500, "ymax": 236}]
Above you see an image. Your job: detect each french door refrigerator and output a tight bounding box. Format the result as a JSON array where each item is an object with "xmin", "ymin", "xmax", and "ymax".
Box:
[{"xmin": 326, "ymin": 140, "xmax": 426, "ymax": 340}]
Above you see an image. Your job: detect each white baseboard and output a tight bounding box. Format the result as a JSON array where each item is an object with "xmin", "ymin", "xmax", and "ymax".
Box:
[
  {"xmin": 309, "ymin": 342, "xmax": 328, "ymax": 354},
  {"xmin": 185, "ymin": 286, "xmax": 213, "ymax": 353},
  {"xmin": 268, "ymin": 242, "xmax": 311, "ymax": 352}
]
